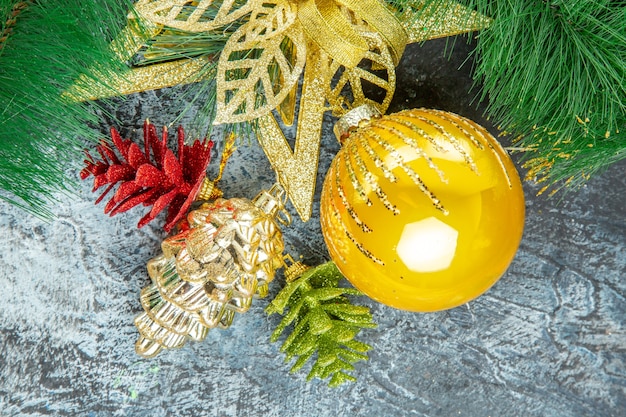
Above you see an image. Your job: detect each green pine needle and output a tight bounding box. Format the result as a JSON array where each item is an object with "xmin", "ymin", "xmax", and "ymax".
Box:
[
  {"xmin": 266, "ymin": 261, "xmax": 376, "ymax": 387},
  {"xmin": 130, "ymin": 14, "xmax": 257, "ymax": 141},
  {"xmin": 418, "ymin": 0, "xmax": 626, "ymax": 191},
  {"xmin": 0, "ymin": 0, "xmax": 133, "ymax": 218}
]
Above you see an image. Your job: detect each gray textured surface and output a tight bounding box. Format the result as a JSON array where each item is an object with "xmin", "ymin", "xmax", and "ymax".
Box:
[{"xmin": 1, "ymin": 38, "xmax": 625, "ymax": 416}]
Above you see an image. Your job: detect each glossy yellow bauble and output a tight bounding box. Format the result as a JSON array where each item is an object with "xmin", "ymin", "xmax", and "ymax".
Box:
[{"xmin": 320, "ymin": 108, "xmax": 525, "ymax": 312}]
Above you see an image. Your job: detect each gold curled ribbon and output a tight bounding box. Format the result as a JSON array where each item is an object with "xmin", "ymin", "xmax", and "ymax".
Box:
[
  {"xmin": 334, "ymin": 0, "xmax": 407, "ymax": 65},
  {"xmin": 297, "ymin": 0, "xmax": 368, "ymax": 68},
  {"xmin": 213, "ymin": 0, "xmax": 405, "ymax": 125},
  {"xmin": 296, "ymin": 0, "xmax": 406, "ymax": 68}
]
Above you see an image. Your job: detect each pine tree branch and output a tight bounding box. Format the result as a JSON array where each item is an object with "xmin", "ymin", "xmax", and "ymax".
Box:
[
  {"xmin": 417, "ymin": 0, "xmax": 626, "ymax": 190},
  {"xmin": 0, "ymin": 0, "xmax": 134, "ymax": 217}
]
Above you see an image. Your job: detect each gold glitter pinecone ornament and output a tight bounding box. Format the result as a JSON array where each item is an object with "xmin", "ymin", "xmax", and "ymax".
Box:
[{"xmin": 134, "ymin": 185, "xmax": 290, "ymax": 358}]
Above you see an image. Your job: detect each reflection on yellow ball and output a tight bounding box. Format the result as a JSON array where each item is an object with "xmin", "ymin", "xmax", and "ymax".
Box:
[{"xmin": 320, "ymin": 108, "xmax": 525, "ymax": 312}]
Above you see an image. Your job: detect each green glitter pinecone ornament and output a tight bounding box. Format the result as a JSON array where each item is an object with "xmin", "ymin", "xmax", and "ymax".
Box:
[
  {"xmin": 135, "ymin": 185, "xmax": 289, "ymax": 357},
  {"xmin": 267, "ymin": 261, "xmax": 376, "ymax": 387}
]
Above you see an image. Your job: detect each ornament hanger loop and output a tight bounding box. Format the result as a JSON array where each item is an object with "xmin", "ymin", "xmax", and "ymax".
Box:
[
  {"xmin": 267, "ymin": 182, "xmax": 289, "ymax": 205},
  {"xmin": 253, "ymin": 183, "xmax": 292, "ymax": 226},
  {"xmin": 269, "ymin": 182, "xmax": 292, "ymax": 226},
  {"xmin": 276, "ymin": 207, "xmax": 292, "ymax": 227}
]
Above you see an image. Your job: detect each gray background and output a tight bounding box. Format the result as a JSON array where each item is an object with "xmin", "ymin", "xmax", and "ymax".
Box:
[{"xmin": 1, "ymin": 38, "xmax": 624, "ymax": 416}]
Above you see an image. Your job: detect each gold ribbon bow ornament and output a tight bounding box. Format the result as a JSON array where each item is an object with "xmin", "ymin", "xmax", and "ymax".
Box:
[
  {"xmin": 213, "ymin": 0, "xmax": 408, "ymax": 123},
  {"xmin": 131, "ymin": 0, "xmax": 405, "ymax": 221}
]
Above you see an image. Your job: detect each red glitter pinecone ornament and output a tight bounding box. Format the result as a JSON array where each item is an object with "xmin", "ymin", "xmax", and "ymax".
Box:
[{"xmin": 81, "ymin": 120, "xmax": 213, "ymax": 232}]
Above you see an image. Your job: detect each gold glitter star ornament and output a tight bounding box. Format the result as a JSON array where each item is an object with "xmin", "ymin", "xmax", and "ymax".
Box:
[
  {"xmin": 72, "ymin": 0, "xmax": 491, "ymax": 221},
  {"xmin": 208, "ymin": 0, "xmax": 408, "ymax": 222}
]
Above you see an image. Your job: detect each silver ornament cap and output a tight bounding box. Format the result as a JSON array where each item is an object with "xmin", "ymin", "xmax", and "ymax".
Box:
[{"xmin": 333, "ymin": 104, "xmax": 382, "ymax": 144}]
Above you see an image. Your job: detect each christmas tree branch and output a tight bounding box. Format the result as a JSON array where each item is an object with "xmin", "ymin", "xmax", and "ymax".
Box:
[
  {"xmin": 417, "ymin": 0, "xmax": 626, "ymax": 190},
  {"xmin": 0, "ymin": 0, "xmax": 133, "ymax": 217}
]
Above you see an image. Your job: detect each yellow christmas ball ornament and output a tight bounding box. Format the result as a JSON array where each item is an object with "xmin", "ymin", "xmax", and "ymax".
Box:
[{"xmin": 320, "ymin": 106, "xmax": 525, "ymax": 312}]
